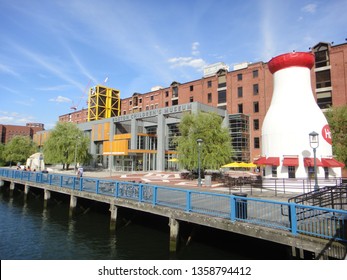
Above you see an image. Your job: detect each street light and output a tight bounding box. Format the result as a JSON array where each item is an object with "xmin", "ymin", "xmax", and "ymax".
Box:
[
  {"xmin": 109, "ymin": 132, "xmax": 113, "ymax": 178},
  {"xmin": 197, "ymin": 138, "xmax": 203, "ymax": 187},
  {"xmin": 309, "ymin": 131, "xmax": 319, "ymax": 191},
  {"xmin": 74, "ymin": 137, "xmax": 81, "ymax": 173}
]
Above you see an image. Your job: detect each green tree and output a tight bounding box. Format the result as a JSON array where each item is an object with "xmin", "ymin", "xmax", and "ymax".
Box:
[
  {"xmin": 325, "ymin": 105, "xmax": 347, "ymax": 166},
  {"xmin": 0, "ymin": 143, "xmax": 6, "ymax": 166},
  {"xmin": 174, "ymin": 112, "xmax": 233, "ymax": 170},
  {"xmin": 3, "ymin": 136, "xmax": 38, "ymax": 166},
  {"xmin": 43, "ymin": 122, "xmax": 91, "ymax": 170}
]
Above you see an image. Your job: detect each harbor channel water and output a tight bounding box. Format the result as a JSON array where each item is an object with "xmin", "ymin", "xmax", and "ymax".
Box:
[{"xmin": 0, "ymin": 184, "xmax": 292, "ymax": 260}]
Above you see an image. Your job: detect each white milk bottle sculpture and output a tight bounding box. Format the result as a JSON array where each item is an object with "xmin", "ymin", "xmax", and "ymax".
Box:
[{"xmin": 262, "ymin": 51, "xmax": 333, "ymax": 179}]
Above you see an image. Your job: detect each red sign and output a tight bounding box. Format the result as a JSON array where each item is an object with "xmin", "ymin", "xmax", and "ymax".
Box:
[{"xmin": 322, "ymin": 125, "xmax": 332, "ymax": 145}]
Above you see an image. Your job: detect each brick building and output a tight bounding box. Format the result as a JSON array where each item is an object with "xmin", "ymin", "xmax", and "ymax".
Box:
[
  {"xmin": 59, "ymin": 109, "xmax": 88, "ymax": 124},
  {"xmin": 56, "ymin": 41, "xmax": 347, "ymax": 168},
  {"xmin": 0, "ymin": 123, "xmax": 44, "ymax": 144}
]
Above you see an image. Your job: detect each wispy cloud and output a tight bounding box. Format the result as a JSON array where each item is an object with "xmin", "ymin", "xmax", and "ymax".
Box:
[
  {"xmin": 0, "ymin": 63, "xmax": 20, "ymax": 77},
  {"xmin": 259, "ymin": 0, "xmax": 277, "ymax": 60},
  {"xmin": 192, "ymin": 42, "xmax": 200, "ymax": 56},
  {"xmin": 49, "ymin": 96, "xmax": 72, "ymax": 103},
  {"xmin": 36, "ymin": 85, "xmax": 70, "ymax": 91},
  {"xmin": 10, "ymin": 43, "xmax": 85, "ymax": 92},
  {"xmin": 301, "ymin": 3, "xmax": 317, "ymax": 14}
]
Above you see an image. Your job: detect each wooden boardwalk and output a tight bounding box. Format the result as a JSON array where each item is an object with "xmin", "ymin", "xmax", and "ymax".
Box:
[{"xmin": 1, "ymin": 170, "xmax": 346, "ymax": 260}]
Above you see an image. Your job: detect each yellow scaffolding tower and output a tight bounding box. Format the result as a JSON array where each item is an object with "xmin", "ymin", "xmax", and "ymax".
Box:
[{"xmin": 87, "ymin": 85, "xmax": 121, "ymax": 121}]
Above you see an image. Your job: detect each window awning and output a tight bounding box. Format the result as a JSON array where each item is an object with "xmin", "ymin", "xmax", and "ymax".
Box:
[
  {"xmin": 265, "ymin": 157, "xmax": 280, "ymax": 166},
  {"xmin": 303, "ymin": 157, "xmax": 323, "ymax": 167},
  {"xmin": 321, "ymin": 158, "xmax": 345, "ymax": 168},
  {"xmin": 282, "ymin": 157, "xmax": 299, "ymax": 167},
  {"xmin": 253, "ymin": 157, "xmax": 267, "ymax": 165}
]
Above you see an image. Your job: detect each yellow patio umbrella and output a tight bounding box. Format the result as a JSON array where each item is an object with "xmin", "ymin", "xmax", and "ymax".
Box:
[
  {"xmin": 168, "ymin": 158, "xmax": 179, "ymax": 162},
  {"xmin": 237, "ymin": 162, "xmax": 249, "ymax": 168},
  {"xmin": 244, "ymin": 162, "xmax": 257, "ymax": 168},
  {"xmin": 221, "ymin": 162, "xmax": 241, "ymax": 168}
]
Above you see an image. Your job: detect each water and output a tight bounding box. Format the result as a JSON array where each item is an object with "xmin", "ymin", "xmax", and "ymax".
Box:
[{"xmin": 0, "ymin": 185, "xmax": 290, "ymax": 260}]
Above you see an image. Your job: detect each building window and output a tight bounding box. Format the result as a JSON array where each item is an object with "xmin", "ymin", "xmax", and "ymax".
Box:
[
  {"xmin": 150, "ymin": 95, "xmax": 154, "ymax": 101},
  {"xmin": 139, "ymin": 98, "xmax": 142, "ymax": 103},
  {"xmin": 237, "ymin": 87, "xmax": 243, "ymax": 98},
  {"xmin": 253, "ymin": 119, "xmax": 259, "ymax": 130},
  {"xmin": 238, "ymin": 103, "xmax": 243, "ymax": 113},
  {"xmin": 172, "ymin": 87, "xmax": 178, "ymax": 98},
  {"xmin": 129, "ymin": 100, "xmax": 132, "ymax": 106},
  {"xmin": 288, "ymin": 166, "xmax": 296, "ymax": 178},
  {"xmin": 253, "ymin": 70, "xmax": 258, "ymax": 78},
  {"xmin": 189, "ymin": 96, "xmax": 194, "ymax": 102},
  {"xmin": 253, "ymin": 84, "xmax": 259, "ymax": 95},
  {"xmin": 218, "ymin": 90, "xmax": 226, "ymax": 103},
  {"xmin": 253, "ymin": 102, "xmax": 259, "ymax": 113},
  {"xmin": 314, "ymin": 45, "xmax": 330, "ymax": 68},
  {"xmin": 207, "ymin": 81, "xmax": 212, "ymax": 88},
  {"xmin": 190, "ymin": 85, "xmax": 194, "ymax": 91},
  {"xmin": 254, "ymin": 137, "xmax": 260, "ymax": 148},
  {"xmin": 165, "ymin": 101, "xmax": 169, "ymax": 107},
  {"xmin": 165, "ymin": 91, "xmax": 169, "ymax": 97},
  {"xmin": 316, "ymin": 70, "xmax": 331, "ymax": 89},
  {"xmin": 218, "ymin": 75, "xmax": 226, "ymax": 88},
  {"xmin": 146, "ymin": 106, "xmax": 149, "ymax": 110},
  {"xmin": 317, "ymin": 90, "xmax": 332, "ymax": 109},
  {"xmin": 207, "ymin": 93, "xmax": 212, "ymax": 103},
  {"xmin": 172, "ymin": 99, "xmax": 178, "ymax": 106},
  {"xmin": 272, "ymin": 166, "xmax": 277, "ymax": 177},
  {"xmin": 237, "ymin": 73, "xmax": 242, "ymax": 81}
]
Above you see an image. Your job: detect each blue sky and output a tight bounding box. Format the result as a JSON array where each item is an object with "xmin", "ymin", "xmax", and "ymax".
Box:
[{"xmin": 1, "ymin": 0, "xmax": 346, "ymax": 129}]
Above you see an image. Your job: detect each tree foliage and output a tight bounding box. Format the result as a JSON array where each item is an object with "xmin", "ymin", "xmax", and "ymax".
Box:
[
  {"xmin": 325, "ymin": 105, "xmax": 347, "ymax": 166},
  {"xmin": 3, "ymin": 136, "xmax": 38, "ymax": 166},
  {"xmin": 0, "ymin": 143, "xmax": 5, "ymax": 166},
  {"xmin": 43, "ymin": 122, "xmax": 91, "ymax": 169},
  {"xmin": 173, "ymin": 112, "xmax": 233, "ymax": 170}
]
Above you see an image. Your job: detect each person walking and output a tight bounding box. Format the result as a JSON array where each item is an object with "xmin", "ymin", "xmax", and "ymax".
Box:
[{"xmin": 77, "ymin": 166, "xmax": 84, "ymax": 179}]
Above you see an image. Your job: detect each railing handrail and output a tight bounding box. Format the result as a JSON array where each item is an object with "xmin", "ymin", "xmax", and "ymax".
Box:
[{"xmin": 1, "ymin": 168, "xmax": 346, "ymax": 243}]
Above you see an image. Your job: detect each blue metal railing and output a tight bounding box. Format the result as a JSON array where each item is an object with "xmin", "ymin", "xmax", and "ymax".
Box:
[{"xmin": 1, "ymin": 168, "xmax": 346, "ymax": 242}]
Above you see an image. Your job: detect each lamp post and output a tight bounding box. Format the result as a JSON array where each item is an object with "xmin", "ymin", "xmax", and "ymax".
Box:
[
  {"xmin": 109, "ymin": 132, "xmax": 113, "ymax": 178},
  {"xmin": 74, "ymin": 137, "xmax": 81, "ymax": 173},
  {"xmin": 309, "ymin": 131, "xmax": 319, "ymax": 191},
  {"xmin": 197, "ymin": 138, "xmax": 203, "ymax": 187}
]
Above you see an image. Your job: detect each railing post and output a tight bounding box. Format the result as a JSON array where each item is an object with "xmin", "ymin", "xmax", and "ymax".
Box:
[
  {"xmin": 49, "ymin": 174, "xmax": 52, "ymax": 185},
  {"xmin": 230, "ymin": 195, "xmax": 236, "ymax": 222},
  {"xmin": 60, "ymin": 176, "xmax": 63, "ymax": 187},
  {"xmin": 139, "ymin": 184, "xmax": 143, "ymax": 202},
  {"xmin": 79, "ymin": 178, "xmax": 83, "ymax": 191},
  {"xmin": 115, "ymin": 182, "xmax": 119, "ymax": 197},
  {"xmin": 186, "ymin": 191, "xmax": 191, "ymax": 212},
  {"xmin": 153, "ymin": 186, "xmax": 157, "ymax": 206},
  {"xmin": 289, "ymin": 203, "xmax": 298, "ymax": 235},
  {"xmin": 96, "ymin": 180, "xmax": 100, "ymax": 194}
]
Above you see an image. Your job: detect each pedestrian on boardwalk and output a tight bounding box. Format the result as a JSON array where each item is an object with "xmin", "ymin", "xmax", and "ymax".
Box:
[{"xmin": 77, "ymin": 166, "xmax": 84, "ymax": 179}]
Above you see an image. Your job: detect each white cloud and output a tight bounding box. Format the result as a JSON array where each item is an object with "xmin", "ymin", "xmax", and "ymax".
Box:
[
  {"xmin": 49, "ymin": 96, "xmax": 72, "ymax": 103},
  {"xmin": 192, "ymin": 42, "xmax": 200, "ymax": 56},
  {"xmin": 302, "ymin": 3, "xmax": 317, "ymax": 14},
  {"xmin": 0, "ymin": 116, "xmax": 14, "ymax": 123},
  {"xmin": 0, "ymin": 111, "xmax": 35, "ymax": 125},
  {"xmin": 168, "ymin": 57, "xmax": 206, "ymax": 70}
]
